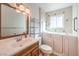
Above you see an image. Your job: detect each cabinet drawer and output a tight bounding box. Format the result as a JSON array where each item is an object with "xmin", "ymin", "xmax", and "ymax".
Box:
[
  {"xmin": 24, "ymin": 53, "xmax": 31, "ymax": 56},
  {"xmin": 22, "ymin": 44, "xmax": 39, "ymax": 56},
  {"xmin": 15, "ymin": 42, "xmax": 39, "ymax": 56},
  {"xmin": 32, "ymin": 48, "xmax": 39, "ymax": 56}
]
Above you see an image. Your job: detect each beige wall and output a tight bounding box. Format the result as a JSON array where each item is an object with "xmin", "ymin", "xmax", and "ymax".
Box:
[
  {"xmin": 24, "ymin": 4, "xmax": 39, "ymax": 19},
  {"xmin": 72, "ymin": 4, "xmax": 78, "ymax": 35},
  {"xmin": 45, "ymin": 6, "xmax": 72, "ymax": 33},
  {"xmin": 78, "ymin": 4, "xmax": 79, "ymax": 56}
]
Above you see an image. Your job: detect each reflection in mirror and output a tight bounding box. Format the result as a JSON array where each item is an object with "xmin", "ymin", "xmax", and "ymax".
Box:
[{"xmin": 1, "ymin": 4, "xmax": 27, "ymax": 38}]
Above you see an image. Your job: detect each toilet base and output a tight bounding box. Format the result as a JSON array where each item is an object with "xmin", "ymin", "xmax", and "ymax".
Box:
[{"xmin": 39, "ymin": 49, "xmax": 52, "ymax": 56}]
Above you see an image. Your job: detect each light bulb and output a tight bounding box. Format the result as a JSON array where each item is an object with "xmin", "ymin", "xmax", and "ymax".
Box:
[
  {"xmin": 22, "ymin": 12, "xmax": 26, "ymax": 15},
  {"xmin": 14, "ymin": 3, "xmax": 17, "ymax": 7},
  {"xmin": 19, "ymin": 5, "xmax": 25, "ymax": 11},
  {"xmin": 25, "ymin": 8, "xmax": 30, "ymax": 14},
  {"xmin": 16, "ymin": 9, "xmax": 21, "ymax": 13}
]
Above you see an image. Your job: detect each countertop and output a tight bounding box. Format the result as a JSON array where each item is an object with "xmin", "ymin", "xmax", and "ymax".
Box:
[{"xmin": 0, "ymin": 37, "xmax": 39, "ymax": 56}]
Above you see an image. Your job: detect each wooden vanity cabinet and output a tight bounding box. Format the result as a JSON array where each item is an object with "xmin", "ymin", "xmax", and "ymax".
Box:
[
  {"xmin": 31, "ymin": 47, "xmax": 39, "ymax": 56},
  {"xmin": 15, "ymin": 42, "xmax": 39, "ymax": 56}
]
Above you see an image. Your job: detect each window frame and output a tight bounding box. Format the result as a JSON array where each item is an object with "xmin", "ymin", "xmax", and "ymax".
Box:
[{"xmin": 49, "ymin": 14, "xmax": 64, "ymax": 29}]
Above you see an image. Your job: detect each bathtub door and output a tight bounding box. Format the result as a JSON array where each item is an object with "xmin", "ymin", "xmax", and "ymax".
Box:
[
  {"xmin": 53, "ymin": 34, "xmax": 63, "ymax": 54},
  {"xmin": 63, "ymin": 36, "xmax": 69, "ymax": 56},
  {"xmin": 63, "ymin": 36, "xmax": 77, "ymax": 56},
  {"xmin": 68, "ymin": 36, "xmax": 77, "ymax": 56}
]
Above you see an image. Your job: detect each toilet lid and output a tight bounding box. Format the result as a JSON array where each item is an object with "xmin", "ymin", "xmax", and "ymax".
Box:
[{"xmin": 40, "ymin": 44, "xmax": 52, "ymax": 51}]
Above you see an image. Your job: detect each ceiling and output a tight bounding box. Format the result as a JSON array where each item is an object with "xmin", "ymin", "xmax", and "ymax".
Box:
[{"xmin": 25, "ymin": 3, "xmax": 73, "ymax": 12}]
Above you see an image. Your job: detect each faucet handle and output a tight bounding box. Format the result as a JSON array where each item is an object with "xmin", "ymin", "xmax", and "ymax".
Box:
[
  {"xmin": 16, "ymin": 37, "xmax": 19, "ymax": 42},
  {"xmin": 20, "ymin": 35, "xmax": 22, "ymax": 39}
]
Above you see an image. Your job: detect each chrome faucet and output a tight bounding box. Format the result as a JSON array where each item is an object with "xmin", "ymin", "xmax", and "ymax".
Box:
[{"xmin": 16, "ymin": 35, "xmax": 22, "ymax": 42}]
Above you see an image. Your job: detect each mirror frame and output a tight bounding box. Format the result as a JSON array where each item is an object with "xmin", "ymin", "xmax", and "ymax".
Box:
[{"xmin": 0, "ymin": 3, "xmax": 31, "ymax": 39}]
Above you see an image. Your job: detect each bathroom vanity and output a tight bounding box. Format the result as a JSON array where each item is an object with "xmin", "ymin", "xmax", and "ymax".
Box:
[
  {"xmin": 15, "ymin": 40, "xmax": 39, "ymax": 56},
  {"xmin": 0, "ymin": 37, "xmax": 39, "ymax": 56},
  {"xmin": 0, "ymin": 4, "xmax": 39, "ymax": 56}
]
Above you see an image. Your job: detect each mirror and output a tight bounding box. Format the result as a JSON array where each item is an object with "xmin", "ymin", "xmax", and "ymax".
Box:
[{"xmin": 0, "ymin": 4, "xmax": 28, "ymax": 38}]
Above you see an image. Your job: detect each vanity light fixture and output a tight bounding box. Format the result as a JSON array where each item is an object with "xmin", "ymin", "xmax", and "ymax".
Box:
[
  {"xmin": 14, "ymin": 3, "xmax": 21, "ymax": 13},
  {"xmin": 25, "ymin": 8, "xmax": 30, "ymax": 14},
  {"xmin": 19, "ymin": 4, "xmax": 25, "ymax": 11},
  {"xmin": 14, "ymin": 3, "xmax": 31, "ymax": 15},
  {"xmin": 22, "ymin": 12, "xmax": 26, "ymax": 15},
  {"xmin": 15, "ymin": 9, "xmax": 21, "ymax": 13}
]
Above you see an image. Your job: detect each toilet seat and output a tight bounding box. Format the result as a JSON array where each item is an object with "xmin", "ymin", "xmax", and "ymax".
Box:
[{"xmin": 40, "ymin": 44, "xmax": 52, "ymax": 54}]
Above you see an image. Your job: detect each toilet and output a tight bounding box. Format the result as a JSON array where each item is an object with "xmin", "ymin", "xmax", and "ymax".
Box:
[{"xmin": 38, "ymin": 37, "xmax": 53, "ymax": 56}]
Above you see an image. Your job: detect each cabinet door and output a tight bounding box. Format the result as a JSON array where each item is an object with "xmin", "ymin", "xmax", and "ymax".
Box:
[
  {"xmin": 24, "ymin": 53, "xmax": 32, "ymax": 56},
  {"xmin": 69, "ymin": 36, "xmax": 77, "ymax": 56},
  {"xmin": 63, "ymin": 36, "xmax": 77, "ymax": 56},
  {"xmin": 32, "ymin": 48, "xmax": 39, "ymax": 56},
  {"xmin": 53, "ymin": 34, "xmax": 63, "ymax": 53},
  {"xmin": 63, "ymin": 36, "xmax": 69, "ymax": 56}
]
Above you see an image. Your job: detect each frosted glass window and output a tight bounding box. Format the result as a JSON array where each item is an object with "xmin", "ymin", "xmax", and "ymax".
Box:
[
  {"xmin": 49, "ymin": 14, "xmax": 64, "ymax": 29},
  {"xmin": 50, "ymin": 16, "xmax": 57, "ymax": 29},
  {"xmin": 56, "ymin": 15, "xmax": 63, "ymax": 28}
]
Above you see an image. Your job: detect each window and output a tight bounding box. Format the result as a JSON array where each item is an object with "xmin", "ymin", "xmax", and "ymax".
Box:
[{"xmin": 49, "ymin": 14, "xmax": 64, "ymax": 29}]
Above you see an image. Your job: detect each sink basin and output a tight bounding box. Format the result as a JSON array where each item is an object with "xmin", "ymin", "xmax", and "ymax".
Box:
[
  {"xmin": 11, "ymin": 37, "xmax": 38, "ymax": 48},
  {"xmin": 12, "ymin": 38, "xmax": 29, "ymax": 47}
]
